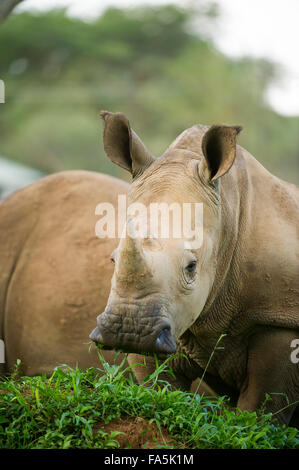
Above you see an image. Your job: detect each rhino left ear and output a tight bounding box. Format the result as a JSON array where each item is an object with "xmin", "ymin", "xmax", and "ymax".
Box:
[
  {"xmin": 100, "ymin": 111, "xmax": 155, "ymax": 179},
  {"xmin": 201, "ymin": 125, "xmax": 242, "ymax": 182}
]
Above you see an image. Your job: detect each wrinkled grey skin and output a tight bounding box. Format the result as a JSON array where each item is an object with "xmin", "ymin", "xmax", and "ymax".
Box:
[{"xmin": 90, "ymin": 112, "xmax": 299, "ymax": 427}]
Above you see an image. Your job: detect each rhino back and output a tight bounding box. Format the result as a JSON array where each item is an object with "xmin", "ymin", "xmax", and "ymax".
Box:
[
  {"xmin": 0, "ymin": 182, "xmax": 40, "ymax": 373},
  {"xmin": 1, "ymin": 170, "xmax": 129, "ymax": 375}
]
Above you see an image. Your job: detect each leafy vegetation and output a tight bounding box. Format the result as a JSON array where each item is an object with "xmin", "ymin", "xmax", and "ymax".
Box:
[
  {"xmin": 0, "ymin": 353, "xmax": 298, "ymax": 449},
  {"xmin": 0, "ymin": 3, "xmax": 298, "ymax": 183}
]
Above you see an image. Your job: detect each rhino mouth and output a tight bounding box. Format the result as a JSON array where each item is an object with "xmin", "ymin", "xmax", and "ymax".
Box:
[{"xmin": 89, "ymin": 317, "xmax": 177, "ymax": 356}]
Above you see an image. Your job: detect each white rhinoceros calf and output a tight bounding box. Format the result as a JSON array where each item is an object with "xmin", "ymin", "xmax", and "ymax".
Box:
[{"xmin": 91, "ymin": 111, "xmax": 299, "ymax": 427}]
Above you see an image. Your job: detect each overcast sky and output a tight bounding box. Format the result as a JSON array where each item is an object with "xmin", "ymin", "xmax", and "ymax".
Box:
[{"xmin": 16, "ymin": 0, "xmax": 299, "ymax": 116}]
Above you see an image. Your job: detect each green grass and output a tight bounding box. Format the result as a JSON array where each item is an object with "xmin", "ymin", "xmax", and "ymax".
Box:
[{"xmin": 0, "ymin": 353, "xmax": 298, "ymax": 449}]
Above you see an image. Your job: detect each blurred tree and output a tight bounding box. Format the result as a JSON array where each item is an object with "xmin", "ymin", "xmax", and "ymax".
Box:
[
  {"xmin": 0, "ymin": 4, "xmax": 298, "ymax": 183},
  {"xmin": 0, "ymin": 0, "xmax": 23, "ymax": 23}
]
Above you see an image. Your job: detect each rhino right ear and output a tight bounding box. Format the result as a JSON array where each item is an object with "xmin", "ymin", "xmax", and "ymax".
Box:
[{"xmin": 100, "ymin": 111, "xmax": 154, "ymax": 179}]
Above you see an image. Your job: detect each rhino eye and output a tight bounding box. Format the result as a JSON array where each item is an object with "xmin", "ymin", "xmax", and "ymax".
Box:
[{"xmin": 186, "ymin": 260, "xmax": 197, "ymax": 274}]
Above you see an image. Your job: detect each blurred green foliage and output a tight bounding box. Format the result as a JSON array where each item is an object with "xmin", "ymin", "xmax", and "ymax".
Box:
[{"xmin": 0, "ymin": 4, "xmax": 298, "ymax": 183}]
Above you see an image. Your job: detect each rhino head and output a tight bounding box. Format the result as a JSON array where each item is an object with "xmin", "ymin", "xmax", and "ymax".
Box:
[{"xmin": 90, "ymin": 112, "xmax": 241, "ymax": 355}]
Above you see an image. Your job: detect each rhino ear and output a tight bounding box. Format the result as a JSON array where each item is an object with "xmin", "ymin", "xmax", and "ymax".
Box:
[
  {"xmin": 100, "ymin": 111, "xmax": 154, "ymax": 178},
  {"xmin": 201, "ymin": 125, "xmax": 242, "ymax": 182}
]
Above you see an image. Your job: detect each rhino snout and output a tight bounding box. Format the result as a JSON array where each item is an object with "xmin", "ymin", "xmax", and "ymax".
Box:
[{"xmin": 89, "ymin": 309, "xmax": 176, "ymax": 355}]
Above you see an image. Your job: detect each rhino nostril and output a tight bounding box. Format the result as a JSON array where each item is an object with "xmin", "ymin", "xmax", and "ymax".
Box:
[{"xmin": 155, "ymin": 327, "xmax": 176, "ymax": 354}]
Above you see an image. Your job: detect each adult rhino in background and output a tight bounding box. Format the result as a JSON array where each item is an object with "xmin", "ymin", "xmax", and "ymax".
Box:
[
  {"xmin": 91, "ymin": 111, "xmax": 299, "ymax": 427},
  {"xmin": 0, "ymin": 170, "xmax": 129, "ymax": 376}
]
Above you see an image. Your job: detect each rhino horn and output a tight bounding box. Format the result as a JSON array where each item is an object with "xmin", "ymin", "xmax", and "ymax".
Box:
[{"xmin": 117, "ymin": 219, "xmax": 151, "ymax": 282}]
